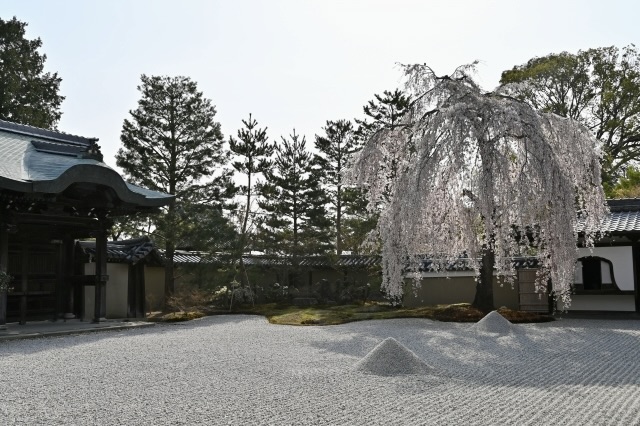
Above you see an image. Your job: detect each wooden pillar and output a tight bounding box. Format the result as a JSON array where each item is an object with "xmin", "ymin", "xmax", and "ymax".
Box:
[
  {"xmin": 632, "ymin": 242, "xmax": 640, "ymax": 314},
  {"xmin": 62, "ymin": 236, "xmax": 75, "ymax": 320},
  {"xmin": 127, "ymin": 264, "xmax": 136, "ymax": 318},
  {"xmin": 128, "ymin": 263, "xmax": 146, "ymax": 318},
  {"xmin": 19, "ymin": 243, "xmax": 27, "ymax": 325},
  {"xmin": 54, "ymin": 239, "xmax": 64, "ymax": 321},
  {"xmin": 0, "ymin": 224, "xmax": 8, "ymax": 330},
  {"xmin": 93, "ymin": 226, "xmax": 108, "ymax": 323}
]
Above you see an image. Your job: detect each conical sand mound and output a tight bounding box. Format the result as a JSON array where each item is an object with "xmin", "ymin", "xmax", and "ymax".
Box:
[
  {"xmin": 473, "ymin": 310, "xmax": 514, "ymax": 335},
  {"xmin": 354, "ymin": 337, "xmax": 435, "ymax": 376}
]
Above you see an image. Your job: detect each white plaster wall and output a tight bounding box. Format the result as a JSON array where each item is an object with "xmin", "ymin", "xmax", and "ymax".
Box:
[
  {"xmin": 106, "ymin": 264, "xmax": 128, "ymax": 318},
  {"xmin": 558, "ymin": 295, "xmax": 636, "ymax": 311},
  {"xmin": 577, "ymin": 246, "xmax": 634, "ymax": 291},
  {"xmin": 84, "ymin": 263, "xmax": 129, "ymax": 319}
]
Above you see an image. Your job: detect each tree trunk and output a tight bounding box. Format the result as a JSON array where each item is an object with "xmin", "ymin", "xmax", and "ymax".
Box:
[
  {"xmin": 472, "ymin": 246, "xmax": 495, "ymax": 312},
  {"xmin": 239, "ymin": 172, "xmax": 251, "ymax": 293},
  {"xmin": 164, "ymin": 240, "xmax": 175, "ymax": 308},
  {"xmin": 336, "ymin": 185, "xmax": 342, "ymax": 255}
]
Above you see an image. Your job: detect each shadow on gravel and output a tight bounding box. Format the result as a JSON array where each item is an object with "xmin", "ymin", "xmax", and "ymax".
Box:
[
  {"xmin": 3, "ymin": 314, "xmax": 640, "ymax": 392},
  {"xmin": 309, "ymin": 317, "xmax": 640, "ymax": 389},
  {"xmin": 0, "ymin": 315, "xmax": 265, "ymax": 355}
]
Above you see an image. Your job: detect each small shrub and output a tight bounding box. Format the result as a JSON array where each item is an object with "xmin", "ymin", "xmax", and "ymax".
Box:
[
  {"xmin": 159, "ymin": 311, "xmax": 206, "ymax": 323},
  {"xmin": 166, "ymin": 285, "xmax": 213, "ymax": 313},
  {"xmin": 229, "ymin": 280, "xmax": 255, "ymax": 307},
  {"xmin": 265, "ymin": 282, "xmax": 291, "ymax": 303},
  {"xmin": 210, "ymin": 285, "xmax": 231, "ymax": 307}
]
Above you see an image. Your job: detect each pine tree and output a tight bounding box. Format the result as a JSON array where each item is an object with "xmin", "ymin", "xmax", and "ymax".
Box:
[
  {"xmin": 355, "ymin": 89, "xmax": 411, "ymax": 206},
  {"xmin": 314, "ymin": 119, "xmax": 364, "ymax": 254},
  {"xmin": 354, "ymin": 89, "xmax": 411, "ymax": 141},
  {"xmin": 258, "ymin": 130, "xmax": 331, "ymax": 285},
  {"xmin": 116, "ymin": 75, "xmax": 236, "ymax": 302},
  {"xmin": 229, "ymin": 114, "xmax": 274, "ymax": 289},
  {"xmin": 0, "ymin": 17, "xmax": 64, "ymax": 128},
  {"xmin": 229, "ymin": 114, "xmax": 274, "ymax": 249},
  {"xmin": 340, "ymin": 187, "xmax": 379, "ymax": 254}
]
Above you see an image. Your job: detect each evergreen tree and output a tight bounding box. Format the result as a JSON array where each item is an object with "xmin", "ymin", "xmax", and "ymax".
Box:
[
  {"xmin": 340, "ymin": 187, "xmax": 380, "ymax": 254},
  {"xmin": 229, "ymin": 114, "xmax": 274, "ymax": 249},
  {"xmin": 500, "ymin": 45, "xmax": 640, "ymax": 190},
  {"xmin": 166, "ymin": 202, "xmax": 237, "ymax": 253},
  {"xmin": 611, "ymin": 166, "xmax": 640, "ymax": 198},
  {"xmin": 354, "ymin": 89, "xmax": 411, "ymax": 140},
  {"xmin": 229, "ymin": 114, "xmax": 274, "ymax": 288},
  {"xmin": 258, "ymin": 131, "xmax": 331, "ymax": 284},
  {"xmin": 354, "ymin": 89, "xmax": 412, "ymax": 206},
  {"xmin": 116, "ymin": 75, "xmax": 235, "ymax": 302},
  {"xmin": 314, "ymin": 119, "xmax": 364, "ymax": 254},
  {"xmin": 332, "ymin": 89, "xmax": 412, "ymax": 254},
  {"xmin": 109, "ymin": 214, "xmax": 153, "ymax": 241},
  {"xmin": 0, "ymin": 17, "xmax": 64, "ymax": 128}
]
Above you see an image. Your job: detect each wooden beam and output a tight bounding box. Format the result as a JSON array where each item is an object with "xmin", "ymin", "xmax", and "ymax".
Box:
[
  {"xmin": 14, "ymin": 212, "xmax": 100, "ymax": 228},
  {"xmin": 0, "ymin": 221, "xmax": 8, "ymax": 329}
]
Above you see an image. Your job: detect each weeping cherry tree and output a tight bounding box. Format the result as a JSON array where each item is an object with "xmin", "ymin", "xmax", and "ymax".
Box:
[{"xmin": 349, "ymin": 63, "xmax": 608, "ymax": 311}]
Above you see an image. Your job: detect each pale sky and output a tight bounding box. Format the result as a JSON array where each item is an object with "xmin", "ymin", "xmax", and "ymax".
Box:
[{"xmin": 3, "ymin": 0, "xmax": 639, "ymax": 171}]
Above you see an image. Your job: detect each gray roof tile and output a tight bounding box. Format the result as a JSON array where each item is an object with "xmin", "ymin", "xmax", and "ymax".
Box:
[
  {"xmin": 0, "ymin": 119, "xmax": 96, "ymax": 145},
  {"xmin": 0, "ymin": 121, "xmax": 172, "ymax": 208},
  {"xmin": 600, "ymin": 210, "xmax": 640, "ymax": 233},
  {"xmin": 79, "ymin": 237, "xmax": 160, "ymax": 265}
]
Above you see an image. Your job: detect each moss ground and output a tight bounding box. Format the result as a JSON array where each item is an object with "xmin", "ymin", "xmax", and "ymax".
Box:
[{"xmin": 149, "ymin": 302, "xmax": 554, "ymax": 325}]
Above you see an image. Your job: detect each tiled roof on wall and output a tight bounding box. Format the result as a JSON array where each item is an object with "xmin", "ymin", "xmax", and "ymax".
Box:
[
  {"xmin": 78, "ymin": 237, "xmax": 162, "ymax": 265},
  {"xmin": 81, "ymin": 239, "xmax": 543, "ymax": 274},
  {"xmin": 600, "ymin": 210, "xmax": 640, "ymax": 232},
  {"xmin": 420, "ymin": 257, "xmax": 539, "ymax": 272}
]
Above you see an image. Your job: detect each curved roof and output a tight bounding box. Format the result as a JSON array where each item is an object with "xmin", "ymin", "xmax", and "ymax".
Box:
[{"xmin": 0, "ymin": 120, "xmax": 173, "ymax": 208}]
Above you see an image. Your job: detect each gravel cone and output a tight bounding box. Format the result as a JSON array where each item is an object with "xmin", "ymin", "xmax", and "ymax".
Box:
[
  {"xmin": 473, "ymin": 310, "xmax": 514, "ymax": 335},
  {"xmin": 354, "ymin": 337, "xmax": 435, "ymax": 376}
]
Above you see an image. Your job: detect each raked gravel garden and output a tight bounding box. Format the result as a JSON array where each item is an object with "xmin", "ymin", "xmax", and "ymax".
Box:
[{"xmin": 1, "ymin": 313, "xmax": 640, "ymax": 425}]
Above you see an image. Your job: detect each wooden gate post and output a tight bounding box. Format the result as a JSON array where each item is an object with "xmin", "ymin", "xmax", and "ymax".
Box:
[
  {"xmin": 92, "ymin": 224, "xmax": 108, "ymax": 323},
  {"xmin": 0, "ymin": 222, "xmax": 8, "ymax": 330}
]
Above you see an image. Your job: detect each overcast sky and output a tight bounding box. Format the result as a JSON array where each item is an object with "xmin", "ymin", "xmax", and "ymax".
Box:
[{"xmin": 4, "ymin": 0, "xmax": 639, "ymax": 170}]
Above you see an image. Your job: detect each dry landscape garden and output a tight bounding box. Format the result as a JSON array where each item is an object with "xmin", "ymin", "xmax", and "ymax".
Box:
[
  {"xmin": 2, "ymin": 313, "xmax": 640, "ymax": 425},
  {"xmin": 1, "ymin": 14, "xmax": 640, "ymax": 426}
]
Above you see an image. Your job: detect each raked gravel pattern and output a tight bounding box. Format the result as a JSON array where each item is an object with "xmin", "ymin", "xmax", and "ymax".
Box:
[{"xmin": 1, "ymin": 315, "xmax": 640, "ymax": 425}]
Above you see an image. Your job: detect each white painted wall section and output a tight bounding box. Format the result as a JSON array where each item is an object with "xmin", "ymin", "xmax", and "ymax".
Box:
[
  {"xmin": 577, "ymin": 246, "xmax": 634, "ymax": 291},
  {"xmin": 84, "ymin": 263, "xmax": 129, "ymax": 319},
  {"xmin": 559, "ymin": 295, "xmax": 636, "ymax": 311}
]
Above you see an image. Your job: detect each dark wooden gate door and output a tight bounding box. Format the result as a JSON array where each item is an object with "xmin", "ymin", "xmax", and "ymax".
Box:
[
  {"xmin": 6, "ymin": 243, "xmax": 59, "ymax": 323},
  {"xmin": 518, "ymin": 269, "xmax": 550, "ymax": 313}
]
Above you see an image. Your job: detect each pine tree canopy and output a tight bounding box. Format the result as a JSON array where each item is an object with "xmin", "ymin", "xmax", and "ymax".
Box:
[
  {"xmin": 258, "ymin": 130, "xmax": 332, "ymax": 257},
  {"xmin": 0, "ymin": 17, "xmax": 64, "ymax": 129}
]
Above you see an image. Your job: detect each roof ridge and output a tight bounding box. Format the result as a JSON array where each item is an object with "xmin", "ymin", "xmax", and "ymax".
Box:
[
  {"xmin": 0, "ymin": 119, "xmax": 98, "ymax": 146},
  {"xmin": 607, "ymin": 198, "xmax": 640, "ymax": 212}
]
